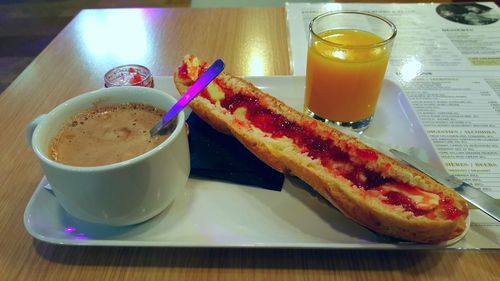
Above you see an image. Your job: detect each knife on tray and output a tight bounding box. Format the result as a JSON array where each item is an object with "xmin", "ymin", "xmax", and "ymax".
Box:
[{"xmin": 390, "ymin": 149, "xmax": 500, "ymax": 222}]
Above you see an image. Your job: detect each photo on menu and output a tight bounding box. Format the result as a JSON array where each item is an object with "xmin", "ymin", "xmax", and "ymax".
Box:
[{"xmin": 436, "ymin": 3, "xmax": 500, "ymax": 25}]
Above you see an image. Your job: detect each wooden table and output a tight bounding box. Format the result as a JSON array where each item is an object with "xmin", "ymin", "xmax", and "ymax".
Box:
[{"xmin": 0, "ymin": 7, "xmax": 498, "ymax": 281}]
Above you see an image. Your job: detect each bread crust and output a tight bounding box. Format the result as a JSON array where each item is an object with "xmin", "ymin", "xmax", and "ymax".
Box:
[{"xmin": 174, "ymin": 55, "xmax": 469, "ymax": 244}]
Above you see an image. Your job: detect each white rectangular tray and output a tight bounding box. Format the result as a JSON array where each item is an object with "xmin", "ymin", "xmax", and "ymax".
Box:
[{"xmin": 24, "ymin": 76, "xmax": 500, "ymax": 249}]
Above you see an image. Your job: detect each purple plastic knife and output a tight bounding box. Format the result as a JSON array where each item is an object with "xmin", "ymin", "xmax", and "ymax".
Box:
[{"xmin": 150, "ymin": 59, "xmax": 225, "ymax": 136}]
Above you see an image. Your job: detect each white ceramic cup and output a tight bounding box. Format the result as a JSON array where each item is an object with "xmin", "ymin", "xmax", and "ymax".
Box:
[{"xmin": 27, "ymin": 86, "xmax": 190, "ymax": 226}]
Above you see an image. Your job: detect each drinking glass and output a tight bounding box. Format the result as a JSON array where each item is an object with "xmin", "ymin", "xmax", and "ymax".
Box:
[{"xmin": 304, "ymin": 11, "xmax": 397, "ymax": 132}]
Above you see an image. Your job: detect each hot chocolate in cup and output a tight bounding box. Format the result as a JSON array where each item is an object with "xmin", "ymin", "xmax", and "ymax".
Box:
[{"xmin": 27, "ymin": 86, "xmax": 190, "ymax": 226}]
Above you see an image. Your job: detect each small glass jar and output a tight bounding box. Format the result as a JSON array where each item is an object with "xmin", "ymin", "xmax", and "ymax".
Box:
[{"xmin": 104, "ymin": 64, "xmax": 154, "ymax": 88}]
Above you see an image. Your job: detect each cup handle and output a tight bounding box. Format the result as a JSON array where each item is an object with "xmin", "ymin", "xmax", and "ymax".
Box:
[{"xmin": 26, "ymin": 114, "xmax": 46, "ymax": 146}]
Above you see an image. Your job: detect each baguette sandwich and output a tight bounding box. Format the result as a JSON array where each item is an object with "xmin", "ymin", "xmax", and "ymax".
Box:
[{"xmin": 173, "ymin": 55, "xmax": 468, "ymax": 244}]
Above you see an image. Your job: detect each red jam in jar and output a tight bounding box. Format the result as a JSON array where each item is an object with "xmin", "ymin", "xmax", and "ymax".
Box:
[{"xmin": 104, "ymin": 64, "xmax": 154, "ymax": 88}]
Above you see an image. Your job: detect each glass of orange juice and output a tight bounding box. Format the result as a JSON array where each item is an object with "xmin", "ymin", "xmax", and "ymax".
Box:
[{"xmin": 305, "ymin": 11, "xmax": 397, "ymax": 132}]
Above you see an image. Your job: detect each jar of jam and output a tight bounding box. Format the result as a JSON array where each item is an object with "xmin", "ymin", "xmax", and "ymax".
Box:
[{"xmin": 104, "ymin": 64, "xmax": 154, "ymax": 88}]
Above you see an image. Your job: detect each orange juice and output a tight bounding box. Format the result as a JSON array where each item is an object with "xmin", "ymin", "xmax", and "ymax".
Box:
[{"xmin": 305, "ymin": 29, "xmax": 390, "ymax": 122}]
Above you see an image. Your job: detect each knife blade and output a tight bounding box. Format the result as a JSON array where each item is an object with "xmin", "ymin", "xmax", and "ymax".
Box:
[
  {"xmin": 390, "ymin": 148, "xmax": 499, "ymax": 222},
  {"xmin": 150, "ymin": 59, "xmax": 225, "ymax": 136}
]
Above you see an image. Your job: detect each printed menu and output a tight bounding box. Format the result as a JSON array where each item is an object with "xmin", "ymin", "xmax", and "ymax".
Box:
[{"xmin": 287, "ymin": 2, "xmax": 500, "ymax": 199}]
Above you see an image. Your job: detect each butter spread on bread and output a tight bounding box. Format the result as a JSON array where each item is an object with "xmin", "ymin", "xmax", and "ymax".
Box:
[{"xmin": 174, "ymin": 55, "xmax": 468, "ymax": 244}]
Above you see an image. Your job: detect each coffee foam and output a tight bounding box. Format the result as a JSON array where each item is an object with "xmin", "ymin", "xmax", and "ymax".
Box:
[{"xmin": 49, "ymin": 103, "xmax": 170, "ymax": 167}]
